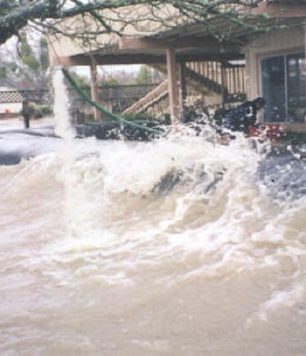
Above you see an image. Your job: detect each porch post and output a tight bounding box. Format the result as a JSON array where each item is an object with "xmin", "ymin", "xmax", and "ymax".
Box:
[
  {"xmin": 166, "ymin": 47, "xmax": 180, "ymax": 123},
  {"xmin": 304, "ymin": 25, "xmax": 306, "ymax": 123},
  {"xmin": 90, "ymin": 58, "xmax": 100, "ymax": 121},
  {"xmin": 221, "ymin": 62, "xmax": 226, "ymax": 106},
  {"xmin": 179, "ymin": 61, "xmax": 187, "ymax": 107}
]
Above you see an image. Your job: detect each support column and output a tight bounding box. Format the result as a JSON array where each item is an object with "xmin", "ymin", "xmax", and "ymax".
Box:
[
  {"xmin": 90, "ymin": 58, "xmax": 100, "ymax": 121},
  {"xmin": 304, "ymin": 25, "xmax": 306, "ymax": 123},
  {"xmin": 221, "ymin": 62, "xmax": 226, "ymax": 107},
  {"xmin": 166, "ymin": 47, "xmax": 180, "ymax": 123},
  {"xmin": 179, "ymin": 61, "xmax": 187, "ymax": 106},
  {"xmin": 178, "ymin": 61, "xmax": 187, "ymax": 119}
]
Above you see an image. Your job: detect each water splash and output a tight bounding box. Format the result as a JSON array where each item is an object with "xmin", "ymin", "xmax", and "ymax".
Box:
[
  {"xmin": 1, "ymin": 118, "xmax": 306, "ymax": 354},
  {"xmin": 2, "ymin": 70, "xmax": 306, "ymax": 353},
  {"xmin": 52, "ymin": 67, "xmax": 83, "ymax": 237},
  {"xmin": 52, "ymin": 67, "xmax": 75, "ymax": 140}
]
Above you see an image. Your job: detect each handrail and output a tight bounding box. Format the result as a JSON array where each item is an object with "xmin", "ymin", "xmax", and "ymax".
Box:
[
  {"xmin": 123, "ymin": 61, "xmax": 246, "ymax": 115},
  {"xmin": 123, "ymin": 80, "xmax": 169, "ymax": 114}
]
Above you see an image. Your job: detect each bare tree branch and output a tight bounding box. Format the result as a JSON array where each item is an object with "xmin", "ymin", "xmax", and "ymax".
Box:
[{"xmin": 0, "ymin": 0, "xmax": 301, "ymax": 47}]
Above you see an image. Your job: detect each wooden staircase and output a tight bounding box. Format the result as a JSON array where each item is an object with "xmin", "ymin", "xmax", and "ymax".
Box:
[
  {"xmin": 123, "ymin": 60, "xmax": 246, "ymax": 116},
  {"xmin": 123, "ymin": 80, "xmax": 168, "ymax": 115}
]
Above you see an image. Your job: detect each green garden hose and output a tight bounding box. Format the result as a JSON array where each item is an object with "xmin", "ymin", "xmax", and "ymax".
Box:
[{"xmin": 62, "ymin": 68, "xmax": 164, "ymax": 135}]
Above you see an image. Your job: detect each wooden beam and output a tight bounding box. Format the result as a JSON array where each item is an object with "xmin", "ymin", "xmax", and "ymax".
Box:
[
  {"xmin": 53, "ymin": 51, "xmax": 243, "ymax": 68},
  {"xmin": 166, "ymin": 47, "xmax": 180, "ymax": 123},
  {"xmin": 51, "ymin": 56, "xmax": 81, "ymax": 67},
  {"xmin": 119, "ymin": 36, "xmax": 241, "ymax": 52},
  {"xmin": 59, "ymin": 54, "xmax": 166, "ymax": 66},
  {"xmin": 94, "ymin": 54, "xmax": 166, "ymax": 65},
  {"xmin": 68, "ymin": 54, "xmax": 240, "ymax": 66},
  {"xmin": 90, "ymin": 58, "xmax": 100, "ymax": 121}
]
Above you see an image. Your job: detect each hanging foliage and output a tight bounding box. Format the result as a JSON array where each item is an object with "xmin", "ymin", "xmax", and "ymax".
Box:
[{"xmin": 0, "ymin": 1, "xmax": 303, "ymax": 46}]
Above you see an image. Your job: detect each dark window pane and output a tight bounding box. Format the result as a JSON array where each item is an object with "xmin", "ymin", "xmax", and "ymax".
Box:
[
  {"xmin": 287, "ymin": 53, "xmax": 306, "ymax": 123},
  {"xmin": 262, "ymin": 56, "xmax": 286, "ymax": 122}
]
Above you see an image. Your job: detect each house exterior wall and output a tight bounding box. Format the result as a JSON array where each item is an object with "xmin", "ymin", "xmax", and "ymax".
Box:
[{"xmin": 244, "ymin": 26, "xmax": 304, "ymax": 100}]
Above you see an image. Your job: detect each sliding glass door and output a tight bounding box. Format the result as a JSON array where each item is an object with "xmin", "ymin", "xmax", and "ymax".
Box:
[{"xmin": 261, "ymin": 53, "xmax": 305, "ymax": 123}]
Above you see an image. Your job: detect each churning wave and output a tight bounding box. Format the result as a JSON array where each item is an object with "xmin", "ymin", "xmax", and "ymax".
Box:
[
  {"xmin": 1, "ymin": 123, "xmax": 306, "ymax": 355},
  {"xmin": 1, "ymin": 68, "xmax": 306, "ymax": 354}
]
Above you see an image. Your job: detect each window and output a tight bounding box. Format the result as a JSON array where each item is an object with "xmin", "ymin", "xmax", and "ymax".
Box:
[{"xmin": 261, "ymin": 53, "xmax": 306, "ymax": 123}]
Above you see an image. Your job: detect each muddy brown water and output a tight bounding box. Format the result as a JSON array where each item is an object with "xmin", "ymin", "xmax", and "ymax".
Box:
[
  {"xmin": 1, "ymin": 129, "xmax": 306, "ymax": 355},
  {"xmin": 1, "ymin": 69, "xmax": 306, "ymax": 355}
]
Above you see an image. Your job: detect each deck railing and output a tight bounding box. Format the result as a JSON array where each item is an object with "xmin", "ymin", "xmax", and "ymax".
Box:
[
  {"xmin": 123, "ymin": 60, "xmax": 246, "ymax": 116},
  {"xmin": 186, "ymin": 61, "xmax": 246, "ymax": 98}
]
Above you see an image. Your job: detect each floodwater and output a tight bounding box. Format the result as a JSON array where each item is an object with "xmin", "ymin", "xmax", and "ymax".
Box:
[{"xmin": 1, "ymin": 72, "xmax": 306, "ymax": 355}]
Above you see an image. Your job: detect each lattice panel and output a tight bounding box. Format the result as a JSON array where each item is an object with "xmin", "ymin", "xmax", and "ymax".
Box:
[
  {"xmin": 0, "ymin": 90, "xmax": 50, "ymax": 104},
  {"xmin": 0, "ymin": 91, "xmax": 24, "ymax": 103},
  {"xmin": 19, "ymin": 90, "xmax": 49, "ymax": 103}
]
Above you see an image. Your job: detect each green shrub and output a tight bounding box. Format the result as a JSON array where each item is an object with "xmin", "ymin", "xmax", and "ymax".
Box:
[
  {"xmin": 38, "ymin": 105, "xmax": 53, "ymax": 116},
  {"xmin": 122, "ymin": 112, "xmax": 156, "ymax": 122}
]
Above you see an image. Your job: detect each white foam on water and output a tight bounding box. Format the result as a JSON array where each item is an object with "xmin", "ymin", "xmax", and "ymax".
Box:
[
  {"xmin": 32, "ymin": 129, "xmax": 305, "ymax": 285},
  {"xmin": 245, "ymin": 282, "xmax": 305, "ymax": 328},
  {"xmin": 1, "ymin": 84, "xmax": 306, "ymax": 354}
]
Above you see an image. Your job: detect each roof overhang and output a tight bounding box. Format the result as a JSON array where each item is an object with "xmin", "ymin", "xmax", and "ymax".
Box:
[
  {"xmin": 53, "ymin": 13, "xmax": 306, "ymax": 67},
  {"xmin": 64, "ymin": 37, "xmax": 243, "ymax": 66}
]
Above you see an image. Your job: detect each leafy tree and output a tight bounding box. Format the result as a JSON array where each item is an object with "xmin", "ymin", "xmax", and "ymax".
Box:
[
  {"xmin": 136, "ymin": 65, "xmax": 154, "ymax": 85},
  {"xmin": 0, "ymin": 1, "xmax": 17, "ymax": 16},
  {"xmin": 103, "ymin": 78, "xmax": 120, "ymax": 86},
  {"xmin": 0, "ymin": 1, "xmax": 303, "ymax": 91},
  {"xmin": 39, "ymin": 37, "xmax": 49, "ymax": 72},
  {"xmin": 0, "ymin": 1, "xmax": 287, "ymax": 47},
  {"xmin": 0, "ymin": 31, "xmax": 50, "ymax": 89},
  {"xmin": 17, "ymin": 32, "xmax": 50, "ymax": 89},
  {"xmin": 19, "ymin": 32, "xmax": 40, "ymax": 72},
  {"xmin": 0, "ymin": 67, "xmax": 6, "ymax": 79},
  {"xmin": 69, "ymin": 70, "xmax": 90, "ymax": 87}
]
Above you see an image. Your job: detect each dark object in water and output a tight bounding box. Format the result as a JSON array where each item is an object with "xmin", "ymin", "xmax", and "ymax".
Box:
[
  {"xmin": 0, "ymin": 128, "xmax": 57, "ymax": 138},
  {"xmin": 0, "ymin": 127, "xmax": 59, "ymax": 166},
  {"xmin": 152, "ymin": 169, "xmax": 184, "ymax": 195},
  {"xmin": 258, "ymin": 148, "xmax": 306, "ymax": 200},
  {"xmin": 21, "ymin": 101, "xmax": 43, "ymax": 129},
  {"xmin": 76, "ymin": 122, "xmax": 121, "ymax": 140},
  {"xmin": 22, "ymin": 100, "xmax": 31, "ymax": 129},
  {"xmin": 75, "ymin": 119, "xmax": 168, "ymax": 141},
  {"xmin": 219, "ymin": 97, "xmax": 265, "ymax": 134},
  {"xmin": 152, "ymin": 166, "xmax": 226, "ymax": 196},
  {"xmin": 0, "ymin": 152, "xmax": 25, "ymax": 165}
]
